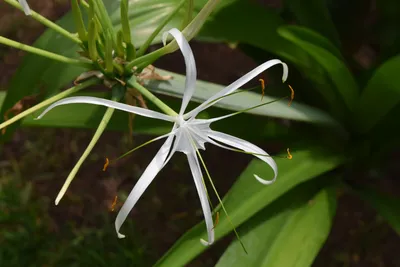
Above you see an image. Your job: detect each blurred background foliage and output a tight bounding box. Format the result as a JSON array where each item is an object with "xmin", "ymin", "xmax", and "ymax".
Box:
[{"xmin": 0, "ymin": 0, "xmax": 399, "ymax": 266}]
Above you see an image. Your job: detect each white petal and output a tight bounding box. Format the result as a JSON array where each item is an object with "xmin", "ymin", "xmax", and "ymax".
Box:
[
  {"xmin": 36, "ymin": 96, "xmax": 175, "ymax": 122},
  {"xmin": 208, "ymin": 130, "xmax": 278, "ymax": 184},
  {"xmin": 115, "ymin": 134, "xmax": 175, "ymax": 238},
  {"xmin": 185, "ymin": 59, "xmax": 288, "ymax": 119},
  {"xmin": 163, "ymin": 28, "xmax": 197, "ymax": 115},
  {"xmin": 19, "ymin": 0, "xmax": 31, "ymax": 15},
  {"xmin": 186, "ymin": 152, "xmax": 214, "ymax": 245}
]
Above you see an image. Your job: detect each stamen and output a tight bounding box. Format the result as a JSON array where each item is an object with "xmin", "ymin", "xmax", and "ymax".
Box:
[
  {"xmin": 212, "ymin": 212, "xmax": 220, "ymax": 230},
  {"xmin": 110, "ymin": 195, "xmax": 118, "ymax": 211},
  {"xmin": 288, "ymin": 85, "xmax": 294, "ymax": 107},
  {"xmin": 259, "ymin": 78, "xmax": 265, "ymax": 101},
  {"xmin": 194, "ymin": 147, "xmax": 247, "ymax": 254},
  {"xmin": 103, "ymin": 157, "xmax": 110, "ymax": 171},
  {"xmin": 286, "ymin": 148, "xmax": 293, "ymax": 160}
]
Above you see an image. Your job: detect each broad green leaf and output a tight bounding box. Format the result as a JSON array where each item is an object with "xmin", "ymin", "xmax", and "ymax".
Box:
[
  {"xmin": 285, "ymin": 0, "xmax": 340, "ymax": 48},
  {"xmin": 196, "ymin": 0, "xmax": 310, "ymax": 67},
  {"xmin": 216, "ymin": 187, "xmax": 336, "ymax": 267},
  {"xmin": 278, "ymin": 26, "xmax": 359, "ymax": 113},
  {"xmin": 276, "ymin": 25, "xmax": 342, "ymax": 61},
  {"xmin": 0, "ymin": 91, "xmax": 295, "ymax": 141},
  {"xmin": 353, "ymin": 54, "xmax": 400, "ymax": 133},
  {"xmin": 354, "ymin": 186, "xmax": 400, "ymax": 235},
  {"xmin": 145, "ymin": 68, "xmax": 342, "ymax": 128},
  {"xmin": 155, "ymin": 148, "xmax": 343, "ymax": 267}
]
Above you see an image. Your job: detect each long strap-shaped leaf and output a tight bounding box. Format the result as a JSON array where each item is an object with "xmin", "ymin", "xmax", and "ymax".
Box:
[{"xmin": 155, "ymin": 148, "xmax": 343, "ymax": 267}]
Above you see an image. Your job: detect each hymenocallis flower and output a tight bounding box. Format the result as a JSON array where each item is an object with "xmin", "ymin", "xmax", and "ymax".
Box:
[
  {"xmin": 37, "ymin": 28, "xmax": 288, "ymax": 245},
  {"xmin": 18, "ymin": 0, "xmax": 31, "ymax": 15}
]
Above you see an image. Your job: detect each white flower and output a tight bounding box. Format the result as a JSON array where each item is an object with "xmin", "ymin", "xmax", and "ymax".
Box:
[
  {"xmin": 19, "ymin": 0, "xmax": 31, "ymax": 15},
  {"xmin": 37, "ymin": 28, "xmax": 288, "ymax": 245}
]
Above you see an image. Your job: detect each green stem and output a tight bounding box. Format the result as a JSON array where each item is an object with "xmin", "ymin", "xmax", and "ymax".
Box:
[
  {"xmin": 125, "ymin": 46, "xmax": 169, "ymax": 71},
  {"xmin": 55, "ymin": 95, "xmax": 118, "ymax": 205},
  {"xmin": 136, "ymin": 0, "xmax": 186, "ymax": 57},
  {"xmin": 0, "ymin": 78, "xmax": 99, "ymax": 131},
  {"xmin": 4, "ymin": 0, "xmax": 82, "ymax": 44},
  {"xmin": 0, "ymin": 36, "xmax": 92, "ymax": 68},
  {"xmin": 126, "ymin": 77, "xmax": 177, "ymax": 116}
]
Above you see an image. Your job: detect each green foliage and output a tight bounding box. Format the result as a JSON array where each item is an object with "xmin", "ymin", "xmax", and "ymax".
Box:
[
  {"xmin": 0, "ymin": 173, "xmax": 147, "ymax": 267},
  {"xmin": 216, "ymin": 186, "xmax": 336, "ymax": 267},
  {"xmin": 354, "ymin": 186, "xmax": 400, "ymax": 235},
  {"xmin": 1, "ymin": 0, "xmax": 400, "ymax": 266},
  {"xmin": 353, "ymin": 54, "xmax": 400, "ymax": 133},
  {"xmin": 155, "ymin": 149, "xmax": 343, "ymax": 267}
]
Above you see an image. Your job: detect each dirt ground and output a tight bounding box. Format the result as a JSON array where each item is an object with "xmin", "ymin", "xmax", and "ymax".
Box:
[{"xmin": 0, "ymin": 1, "xmax": 399, "ymax": 267}]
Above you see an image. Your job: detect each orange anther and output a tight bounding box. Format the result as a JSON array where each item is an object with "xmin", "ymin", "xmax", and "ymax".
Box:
[
  {"xmin": 288, "ymin": 85, "xmax": 294, "ymax": 107},
  {"xmin": 259, "ymin": 79, "xmax": 265, "ymax": 100},
  {"xmin": 110, "ymin": 196, "xmax": 118, "ymax": 212},
  {"xmin": 286, "ymin": 148, "xmax": 293, "ymax": 160},
  {"xmin": 103, "ymin": 157, "xmax": 110, "ymax": 171},
  {"xmin": 212, "ymin": 212, "xmax": 220, "ymax": 230}
]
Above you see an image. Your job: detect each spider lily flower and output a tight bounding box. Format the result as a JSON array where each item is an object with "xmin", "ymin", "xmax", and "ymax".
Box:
[
  {"xmin": 36, "ymin": 28, "xmax": 288, "ymax": 245},
  {"xmin": 19, "ymin": 0, "xmax": 31, "ymax": 15}
]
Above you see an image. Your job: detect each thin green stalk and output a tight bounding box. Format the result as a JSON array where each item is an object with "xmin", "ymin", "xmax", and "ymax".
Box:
[
  {"xmin": 182, "ymin": 0, "xmax": 220, "ymax": 40},
  {"xmin": 4, "ymin": 0, "xmax": 81, "ymax": 44},
  {"xmin": 195, "ymin": 148, "xmax": 247, "ymax": 254},
  {"xmin": 55, "ymin": 95, "xmax": 118, "ymax": 205},
  {"xmin": 71, "ymin": 0, "xmax": 87, "ymax": 41},
  {"xmin": 92, "ymin": 0, "xmax": 122, "ymax": 56},
  {"xmin": 180, "ymin": 0, "xmax": 194, "ymax": 29},
  {"xmin": 0, "ymin": 36, "xmax": 92, "ymax": 68},
  {"xmin": 125, "ymin": 46, "xmax": 169, "ymax": 71},
  {"xmin": 126, "ymin": 0, "xmax": 221, "ymax": 71},
  {"xmin": 0, "ymin": 78, "xmax": 99, "ymax": 131},
  {"xmin": 136, "ymin": 0, "xmax": 186, "ymax": 57},
  {"xmin": 126, "ymin": 77, "xmax": 177, "ymax": 117}
]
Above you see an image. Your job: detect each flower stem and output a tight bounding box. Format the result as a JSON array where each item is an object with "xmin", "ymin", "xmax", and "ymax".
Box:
[
  {"xmin": 0, "ymin": 78, "xmax": 99, "ymax": 131},
  {"xmin": 125, "ymin": 46, "xmax": 169, "ymax": 71},
  {"xmin": 0, "ymin": 36, "xmax": 92, "ymax": 68},
  {"xmin": 4, "ymin": 0, "xmax": 82, "ymax": 44},
  {"xmin": 126, "ymin": 77, "xmax": 177, "ymax": 117},
  {"xmin": 55, "ymin": 95, "xmax": 118, "ymax": 205}
]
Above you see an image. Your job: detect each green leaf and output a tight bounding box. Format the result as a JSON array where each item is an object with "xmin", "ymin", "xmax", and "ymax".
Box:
[
  {"xmin": 285, "ymin": 0, "xmax": 340, "ymax": 48},
  {"xmin": 278, "ymin": 26, "xmax": 359, "ymax": 113},
  {"xmin": 196, "ymin": 0, "xmax": 310, "ymax": 67},
  {"xmin": 216, "ymin": 187, "xmax": 336, "ymax": 267},
  {"xmin": 155, "ymin": 148, "xmax": 343, "ymax": 267},
  {"xmin": 0, "ymin": 91, "xmax": 295, "ymax": 141},
  {"xmin": 353, "ymin": 54, "xmax": 400, "ymax": 133},
  {"xmin": 354, "ymin": 186, "xmax": 400, "ymax": 235},
  {"xmin": 0, "ymin": 0, "xmax": 189, "ymax": 137},
  {"xmin": 145, "ymin": 68, "xmax": 342, "ymax": 128}
]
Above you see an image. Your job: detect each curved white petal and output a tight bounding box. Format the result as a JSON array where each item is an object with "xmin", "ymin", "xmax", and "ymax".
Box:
[
  {"xmin": 115, "ymin": 134, "xmax": 175, "ymax": 238},
  {"xmin": 19, "ymin": 0, "xmax": 31, "ymax": 15},
  {"xmin": 36, "ymin": 96, "xmax": 175, "ymax": 122},
  {"xmin": 208, "ymin": 130, "xmax": 278, "ymax": 184},
  {"xmin": 162, "ymin": 28, "xmax": 197, "ymax": 115},
  {"xmin": 185, "ymin": 59, "xmax": 288, "ymax": 119},
  {"xmin": 186, "ymin": 152, "xmax": 214, "ymax": 246}
]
